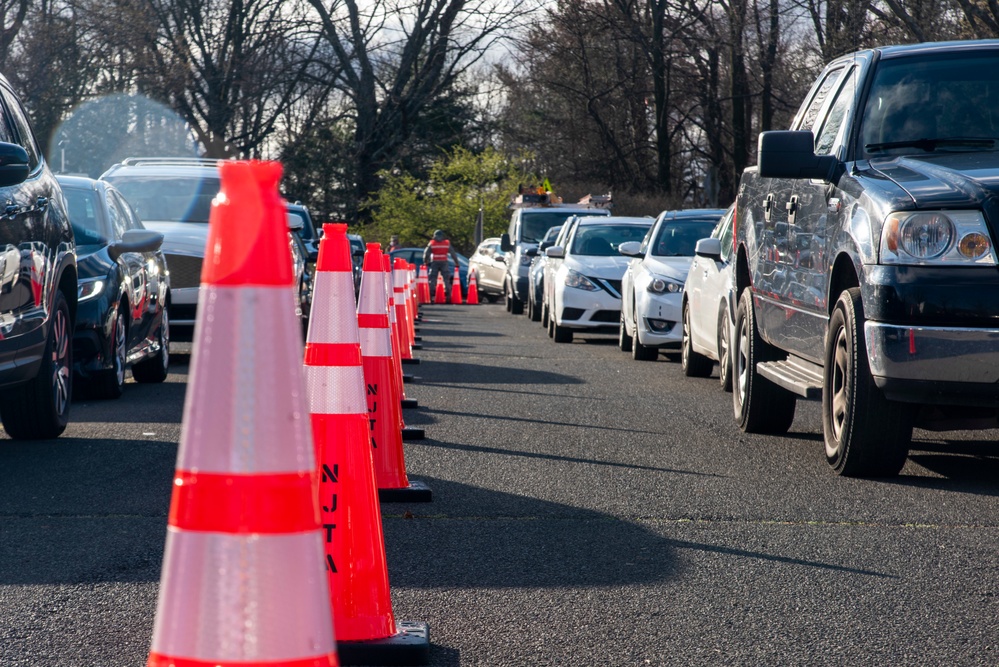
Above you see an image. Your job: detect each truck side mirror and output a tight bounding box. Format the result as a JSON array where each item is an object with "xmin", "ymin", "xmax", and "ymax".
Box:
[
  {"xmin": 757, "ymin": 131, "xmax": 838, "ymax": 181},
  {"xmin": 500, "ymin": 233, "xmax": 513, "ymax": 252}
]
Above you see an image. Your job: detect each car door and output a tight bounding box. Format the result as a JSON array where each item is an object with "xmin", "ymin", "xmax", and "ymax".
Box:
[
  {"xmin": 689, "ymin": 209, "xmax": 734, "ymax": 353},
  {"xmin": 106, "ymin": 190, "xmax": 148, "ymax": 348},
  {"xmin": 623, "ymin": 213, "xmax": 661, "ymax": 332},
  {"xmin": 759, "ymin": 65, "xmax": 847, "ymax": 351}
]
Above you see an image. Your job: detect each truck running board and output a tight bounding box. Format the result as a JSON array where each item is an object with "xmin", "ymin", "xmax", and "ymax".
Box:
[{"xmin": 757, "ymin": 356, "xmax": 823, "ymax": 399}]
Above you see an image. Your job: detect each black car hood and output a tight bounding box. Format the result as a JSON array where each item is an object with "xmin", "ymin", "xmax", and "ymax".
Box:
[{"xmin": 871, "ymin": 152, "xmax": 999, "ymax": 209}]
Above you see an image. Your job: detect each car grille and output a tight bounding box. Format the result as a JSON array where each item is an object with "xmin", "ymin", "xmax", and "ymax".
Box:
[
  {"xmin": 165, "ymin": 253, "xmax": 203, "ymax": 289},
  {"xmin": 591, "ymin": 310, "xmax": 620, "ymax": 323},
  {"xmin": 589, "ymin": 277, "xmax": 622, "ymax": 298},
  {"xmin": 561, "ymin": 307, "xmax": 585, "ymax": 320}
]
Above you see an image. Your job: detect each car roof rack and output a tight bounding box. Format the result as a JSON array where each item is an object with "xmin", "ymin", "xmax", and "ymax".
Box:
[{"xmin": 119, "ymin": 157, "xmax": 223, "ymax": 167}]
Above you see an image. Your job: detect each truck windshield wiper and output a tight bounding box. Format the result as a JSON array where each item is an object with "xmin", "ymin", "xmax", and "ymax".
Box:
[{"xmin": 866, "ymin": 137, "xmax": 997, "ymax": 152}]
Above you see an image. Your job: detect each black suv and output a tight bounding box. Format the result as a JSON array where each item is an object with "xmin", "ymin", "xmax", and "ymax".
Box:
[
  {"xmin": 0, "ymin": 76, "xmax": 76, "ymax": 439},
  {"xmin": 733, "ymin": 40, "xmax": 999, "ymax": 476}
]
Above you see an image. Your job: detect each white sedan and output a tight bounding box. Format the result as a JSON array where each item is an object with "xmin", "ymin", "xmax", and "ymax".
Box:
[
  {"xmin": 546, "ymin": 217, "xmax": 653, "ymax": 343},
  {"xmin": 681, "ymin": 205, "xmax": 736, "ymax": 389},
  {"xmin": 619, "ymin": 209, "xmax": 725, "ymax": 360}
]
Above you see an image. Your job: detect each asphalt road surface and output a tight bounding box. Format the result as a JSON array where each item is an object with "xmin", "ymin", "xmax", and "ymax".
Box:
[{"xmin": 2, "ymin": 302, "xmax": 998, "ymax": 666}]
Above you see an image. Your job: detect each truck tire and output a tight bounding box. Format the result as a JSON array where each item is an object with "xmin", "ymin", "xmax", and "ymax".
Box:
[
  {"xmin": 732, "ymin": 289, "xmax": 796, "ymax": 434},
  {"xmin": 681, "ymin": 301, "xmax": 712, "ymax": 377},
  {"xmin": 0, "ymin": 291, "xmax": 72, "ymax": 439},
  {"xmin": 823, "ymin": 288, "xmax": 912, "ymax": 477}
]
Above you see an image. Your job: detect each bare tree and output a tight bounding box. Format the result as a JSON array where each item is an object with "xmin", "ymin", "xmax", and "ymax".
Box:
[{"xmin": 0, "ymin": 0, "xmax": 27, "ymax": 67}]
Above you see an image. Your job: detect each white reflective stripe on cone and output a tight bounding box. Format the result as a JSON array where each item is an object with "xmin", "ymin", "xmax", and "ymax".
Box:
[
  {"xmin": 308, "ymin": 272, "xmax": 360, "ymax": 344},
  {"xmin": 304, "ymin": 365, "xmax": 367, "ymax": 415},
  {"xmin": 151, "ymin": 529, "xmax": 335, "ymax": 662},
  {"xmin": 358, "ymin": 327, "xmax": 392, "ymax": 357},
  {"xmin": 181, "ymin": 286, "xmax": 312, "ymax": 475}
]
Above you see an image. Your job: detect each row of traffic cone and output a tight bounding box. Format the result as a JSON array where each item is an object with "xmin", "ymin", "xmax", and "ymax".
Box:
[
  {"xmin": 416, "ymin": 265, "xmax": 480, "ymax": 305},
  {"xmin": 147, "ymin": 161, "xmax": 431, "ymax": 667}
]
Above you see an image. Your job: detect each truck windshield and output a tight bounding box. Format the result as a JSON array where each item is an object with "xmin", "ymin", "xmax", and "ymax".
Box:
[
  {"xmin": 521, "ymin": 211, "xmax": 604, "ymax": 243},
  {"xmin": 861, "ymin": 51, "xmax": 999, "ymax": 157}
]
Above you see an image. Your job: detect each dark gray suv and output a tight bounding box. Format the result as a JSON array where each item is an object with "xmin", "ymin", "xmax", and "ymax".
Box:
[{"xmin": 0, "ymin": 76, "xmax": 77, "ymax": 439}]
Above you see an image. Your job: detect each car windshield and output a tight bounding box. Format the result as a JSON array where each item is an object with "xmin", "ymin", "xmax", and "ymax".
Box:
[
  {"xmin": 105, "ymin": 175, "xmax": 219, "ymax": 223},
  {"xmin": 651, "ymin": 219, "xmax": 719, "ymax": 257},
  {"xmin": 521, "ymin": 211, "xmax": 603, "ymax": 243},
  {"xmin": 63, "ymin": 187, "xmax": 108, "ymax": 246},
  {"xmin": 860, "ymin": 51, "xmax": 999, "ymax": 157},
  {"xmin": 571, "ymin": 223, "xmax": 651, "ymax": 256}
]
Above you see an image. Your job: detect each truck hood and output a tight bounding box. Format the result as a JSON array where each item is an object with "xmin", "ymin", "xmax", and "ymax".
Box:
[
  {"xmin": 871, "ymin": 152, "xmax": 999, "ymax": 209},
  {"xmin": 142, "ymin": 221, "xmax": 208, "ymax": 257}
]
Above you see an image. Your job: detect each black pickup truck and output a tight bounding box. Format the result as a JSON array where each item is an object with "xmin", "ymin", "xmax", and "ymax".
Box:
[{"xmin": 732, "ymin": 40, "xmax": 999, "ymax": 477}]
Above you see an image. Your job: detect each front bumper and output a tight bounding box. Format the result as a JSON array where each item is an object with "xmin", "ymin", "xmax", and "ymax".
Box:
[
  {"xmin": 556, "ymin": 284, "xmax": 620, "ymax": 331},
  {"xmin": 866, "ymin": 322, "xmax": 999, "ymax": 406},
  {"xmin": 634, "ymin": 290, "xmax": 683, "ymax": 348}
]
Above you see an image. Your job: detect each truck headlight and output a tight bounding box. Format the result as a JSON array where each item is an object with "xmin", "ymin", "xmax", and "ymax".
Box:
[{"xmin": 880, "ymin": 211, "xmax": 996, "ymax": 265}]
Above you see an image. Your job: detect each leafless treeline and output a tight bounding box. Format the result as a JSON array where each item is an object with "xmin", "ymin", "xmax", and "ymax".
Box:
[{"xmin": 0, "ymin": 0, "xmax": 995, "ymax": 220}]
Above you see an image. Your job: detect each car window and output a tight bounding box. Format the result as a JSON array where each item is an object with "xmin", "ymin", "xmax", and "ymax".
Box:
[
  {"xmin": 717, "ymin": 211, "xmax": 735, "ymax": 261},
  {"xmin": 795, "ymin": 67, "xmax": 844, "ymax": 134},
  {"xmin": 815, "ymin": 68, "xmax": 857, "ymax": 156},
  {"xmin": 106, "ymin": 191, "xmax": 128, "ymax": 240},
  {"xmin": 106, "ymin": 175, "xmax": 220, "ymax": 223},
  {"xmin": 112, "ymin": 191, "xmax": 144, "ymax": 230},
  {"xmin": 63, "ymin": 187, "xmax": 108, "ymax": 245},
  {"xmin": 570, "ymin": 223, "xmax": 652, "ymax": 256},
  {"xmin": 651, "ymin": 219, "xmax": 719, "ymax": 257},
  {"xmin": 642, "ymin": 213, "xmax": 668, "ymax": 254},
  {"xmin": 0, "ymin": 87, "xmax": 39, "ymax": 171}
]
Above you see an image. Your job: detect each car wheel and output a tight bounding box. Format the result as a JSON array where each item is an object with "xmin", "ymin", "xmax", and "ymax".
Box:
[
  {"xmin": 718, "ymin": 307, "xmax": 732, "ymax": 393},
  {"xmin": 547, "ymin": 306, "xmax": 555, "ymax": 338},
  {"xmin": 133, "ymin": 306, "xmax": 170, "ymax": 384},
  {"xmin": 509, "ymin": 291, "xmax": 524, "ymax": 315},
  {"xmin": 0, "ymin": 290, "xmax": 72, "ymax": 439},
  {"xmin": 505, "ymin": 283, "xmax": 513, "ymax": 312},
  {"xmin": 553, "ymin": 320, "xmax": 573, "ymax": 343},
  {"xmin": 90, "ymin": 309, "xmax": 127, "ymax": 400},
  {"xmin": 485, "ymin": 293, "xmax": 498, "ymax": 303},
  {"xmin": 541, "ymin": 302, "xmax": 549, "ymax": 329},
  {"xmin": 823, "ymin": 288, "xmax": 912, "ymax": 477},
  {"xmin": 681, "ymin": 301, "xmax": 713, "ymax": 377},
  {"xmin": 618, "ymin": 308, "xmax": 633, "ymax": 352},
  {"xmin": 732, "ymin": 289, "xmax": 796, "ymax": 434},
  {"xmin": 528, "ymin": 293, "xmax": 542, "ymax": 322},
  {"xmin": 632, "ymin": 337, "xmax": 658, "ymax": 361}
]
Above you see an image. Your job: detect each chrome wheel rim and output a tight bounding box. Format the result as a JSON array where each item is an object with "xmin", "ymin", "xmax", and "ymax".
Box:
[
  {"xmin": 160, "ymin": 309, "xmax": 170, "ymax": 372},
  {"xmin": 113, "ymin": 314, "xmax": 126, "ymax": 387},
  {"xmin": 718, "ymin": 311, "xmax": 730, "ymax": 380},
  {"xmin": 736, "ymin": 314, "xmax": 749, "ymax": 405},
  {"xmin": 828, "ymin": 326, "xmax": 849, "ymax": 448},
  {"xmin": 51, "ymin": 308, "xmax": 70, "ymax": 415},
  {"xmin": 681, "ymin": 306, "xmax": 690, "ymax": 368}
]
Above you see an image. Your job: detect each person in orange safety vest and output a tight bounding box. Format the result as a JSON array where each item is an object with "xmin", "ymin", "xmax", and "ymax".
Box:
[{"xmin": 423, "ymin": 229, "xmax": 460, "ymax": 301}]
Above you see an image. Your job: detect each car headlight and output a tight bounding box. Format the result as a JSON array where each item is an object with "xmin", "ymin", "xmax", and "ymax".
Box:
[
  {"xmin": 78, "ymin": 278, "xmax": 105, "ymax": 302},
  {"xmin": 565, "ymin": 268, "xmax": 598, "ymax": 291},
  {"xmin": 880, "ymin": 211, "xmax": 996, "ymax": 265},
  {"xmin": 647, "ymin": 275, "xmax": 683, "ymax": 294}
]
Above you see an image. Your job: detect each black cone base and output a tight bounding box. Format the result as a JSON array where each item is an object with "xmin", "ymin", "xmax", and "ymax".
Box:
[
  {"xmin": 414, "ymin": 335, "xmax": 422, "ymax": 342},
  {"xmin": 402, "ymin": 357, "xmax": 420, "ymax": 365},
  {"xmin": 401, "ymin": 398, "xmax": 419, "ymax": 409},
  {"xmin": 402, "ymin": 427, "xmax": 425, "ymax": 441},
  {"xmin": 379, "ymin": 479, "xmax": 432, "ymax": 503},
  {"xmin": 412, "ymin": 343, "xmax": 423, "ymax": 350},
  {"xmin": 337, "ymin": 621, "xmax": 431, "ymax": 666},
  {"xmin": 403, "ymin": 374, "xmax": 420, "ymax": 384}
]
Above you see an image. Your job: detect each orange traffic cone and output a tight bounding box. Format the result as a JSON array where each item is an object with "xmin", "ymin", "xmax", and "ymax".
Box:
[
  {"xmin": 433, "ymin": 274, "xmax": 446, "ymax": 304},
  {"xmin": 466, "ymin": 269, "xmax": 480, "ymax": 305},
  {"xmin": 358, "ymin": 244, "xmax": 431, "ymax": 503},
  {"xmin": 406, "ymin": 263, "xmax": 422, "ymax": 349},
  {"xmin": 147, "ymin": 161, "xmax": 338, "ymax": 667},
  {"xmin": 393, "ymin": 258, "xmax": 415, "ymax": 361},
  {"xmin": 417, "ymin": 265, "xmax": 430, "ymax": 305},
  {"xmin": 305, "ymin": 224, "xmax": 430, "ymax": 665},
  {"xmin": 383, "ymin": 255, "xmax": 424, "ymax": 440},
  {"xmin": 450, "ymin": 267, "xmax": 463, "ymax": 304}
]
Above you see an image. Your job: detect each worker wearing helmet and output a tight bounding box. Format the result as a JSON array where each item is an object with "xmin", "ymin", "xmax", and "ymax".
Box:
[{"xmin": 423, "ymin": 229, "xmax": 459, "ymax": 302}]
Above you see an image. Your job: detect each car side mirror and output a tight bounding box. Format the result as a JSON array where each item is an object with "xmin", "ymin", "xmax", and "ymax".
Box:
[
  {"xmin": 0, "ymin": 142, "xmax": 29, "ymax": 188},
  {"xmin": 539, "ymin": 241, "xmax": 552, "ymax": 252},
  {"xmin": 618, "ymin": 241, "xmax": 643, "ymax": 257},
  {"xmin": 694, "ymin": 237, "xmax": 722, "ymax": 261},
  {"xmin": 525, "ymin": 247, "xmax": 538, "ymax": 257},
  {"xmin": 109, "ymin": 229, "xmax": 164, "ymax": 261},
  {"xmin": 757, "ymin": 130, "xmax": 838, "ymax": 181},
  {"xmin": 286, "ymin": 215, "xmax": 304, "ymax": 232},
  {"xmin": 545, "ymin": 245, "xmax": 564, "ymax": 258},
  {"xmin": 500, "ymin": 233, "xmax": 513, "ymax": 252}
]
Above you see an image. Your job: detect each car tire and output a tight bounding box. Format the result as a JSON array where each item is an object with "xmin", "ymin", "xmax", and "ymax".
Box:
[
  {"xmin": 90, "ymin": 309, "xmax": 128, "ymax": 400},
  {"xmin": 553, "ymin": 320, "xmax": 573, "ymax": 343},
  {"xmin": 823, "ymin": 288, "xmax": 912, "ymax": 477},
  {"xmin": 547, "ymin": 307, "xmax": 555, "ymax": 338},
  {"xmin": 529, "ymin": 294, "xmax": 542, "ymax": 322},
  {"xmin": 732, "ymin": 289, "xmax": 797, "ymax": 434},
  {"xmin": 718, "ymin": 307, "xmax": 732, "ymax": 393},
  {"xmin": 681, "ymin": 301, "xmax": 713, "ymax": 377},
  {"xmin": 133, "ymin": 306, "xmax": 170, "ymax": 384},
  {"xmin": 509, "ymin": 292, "xmax": 524, "ymax": 315},
  {"xmin": 485, "ymin": 293, "xmax": 498, "ymax": 303},
  {"xmin": 632, "ymin": 336, "xmax": 658, "ymax": 361},
  {"xmin": 541, "ymin": 302, "xmax": 549, "ymax": 329},
  {"xmin": 0, "ymin": 290, "xmax": 72, "ymax": 439},
  {"xmin": 618, "ymin": 309, "xmax": 633, "ymax": 352},
  {"xmin": 732, "ymin": 289, "xmax": 796, "ymax": 434}
]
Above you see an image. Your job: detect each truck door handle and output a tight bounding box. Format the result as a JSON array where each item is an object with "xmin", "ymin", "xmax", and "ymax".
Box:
[
  {"xmin": 785, "ymin": 195, "xmax": 798, "ymax": 225},
  {"xmin": 35, "ymin": 196, "xmax": 48, "ymax": 210},
  {"xmin": 763, "ymin": 193, "xmax": 775, "ymax": 222},
  {"xmin": 5, "ymin": 204, "xmax": 20, "ymax": 217}
]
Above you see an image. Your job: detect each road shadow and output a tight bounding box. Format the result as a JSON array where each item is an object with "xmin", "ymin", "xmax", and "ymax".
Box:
[
  {"xmin": 886, "ymin": 437, "xmax": 999, "ymax": 495},
  {"xmin": 69, "ymin": 379, "xmax": 187, "ymax": 424},
  {"xmin": 419, "ymin": 360, "xmax": 583, "ymax": 386},
  {"xmin": 424, "ymin": 407, "xmax": 669, "ymax": 437},
  {"xmin": 383, "ymin": 477, "xmax": 892, "ymax": 590}
]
